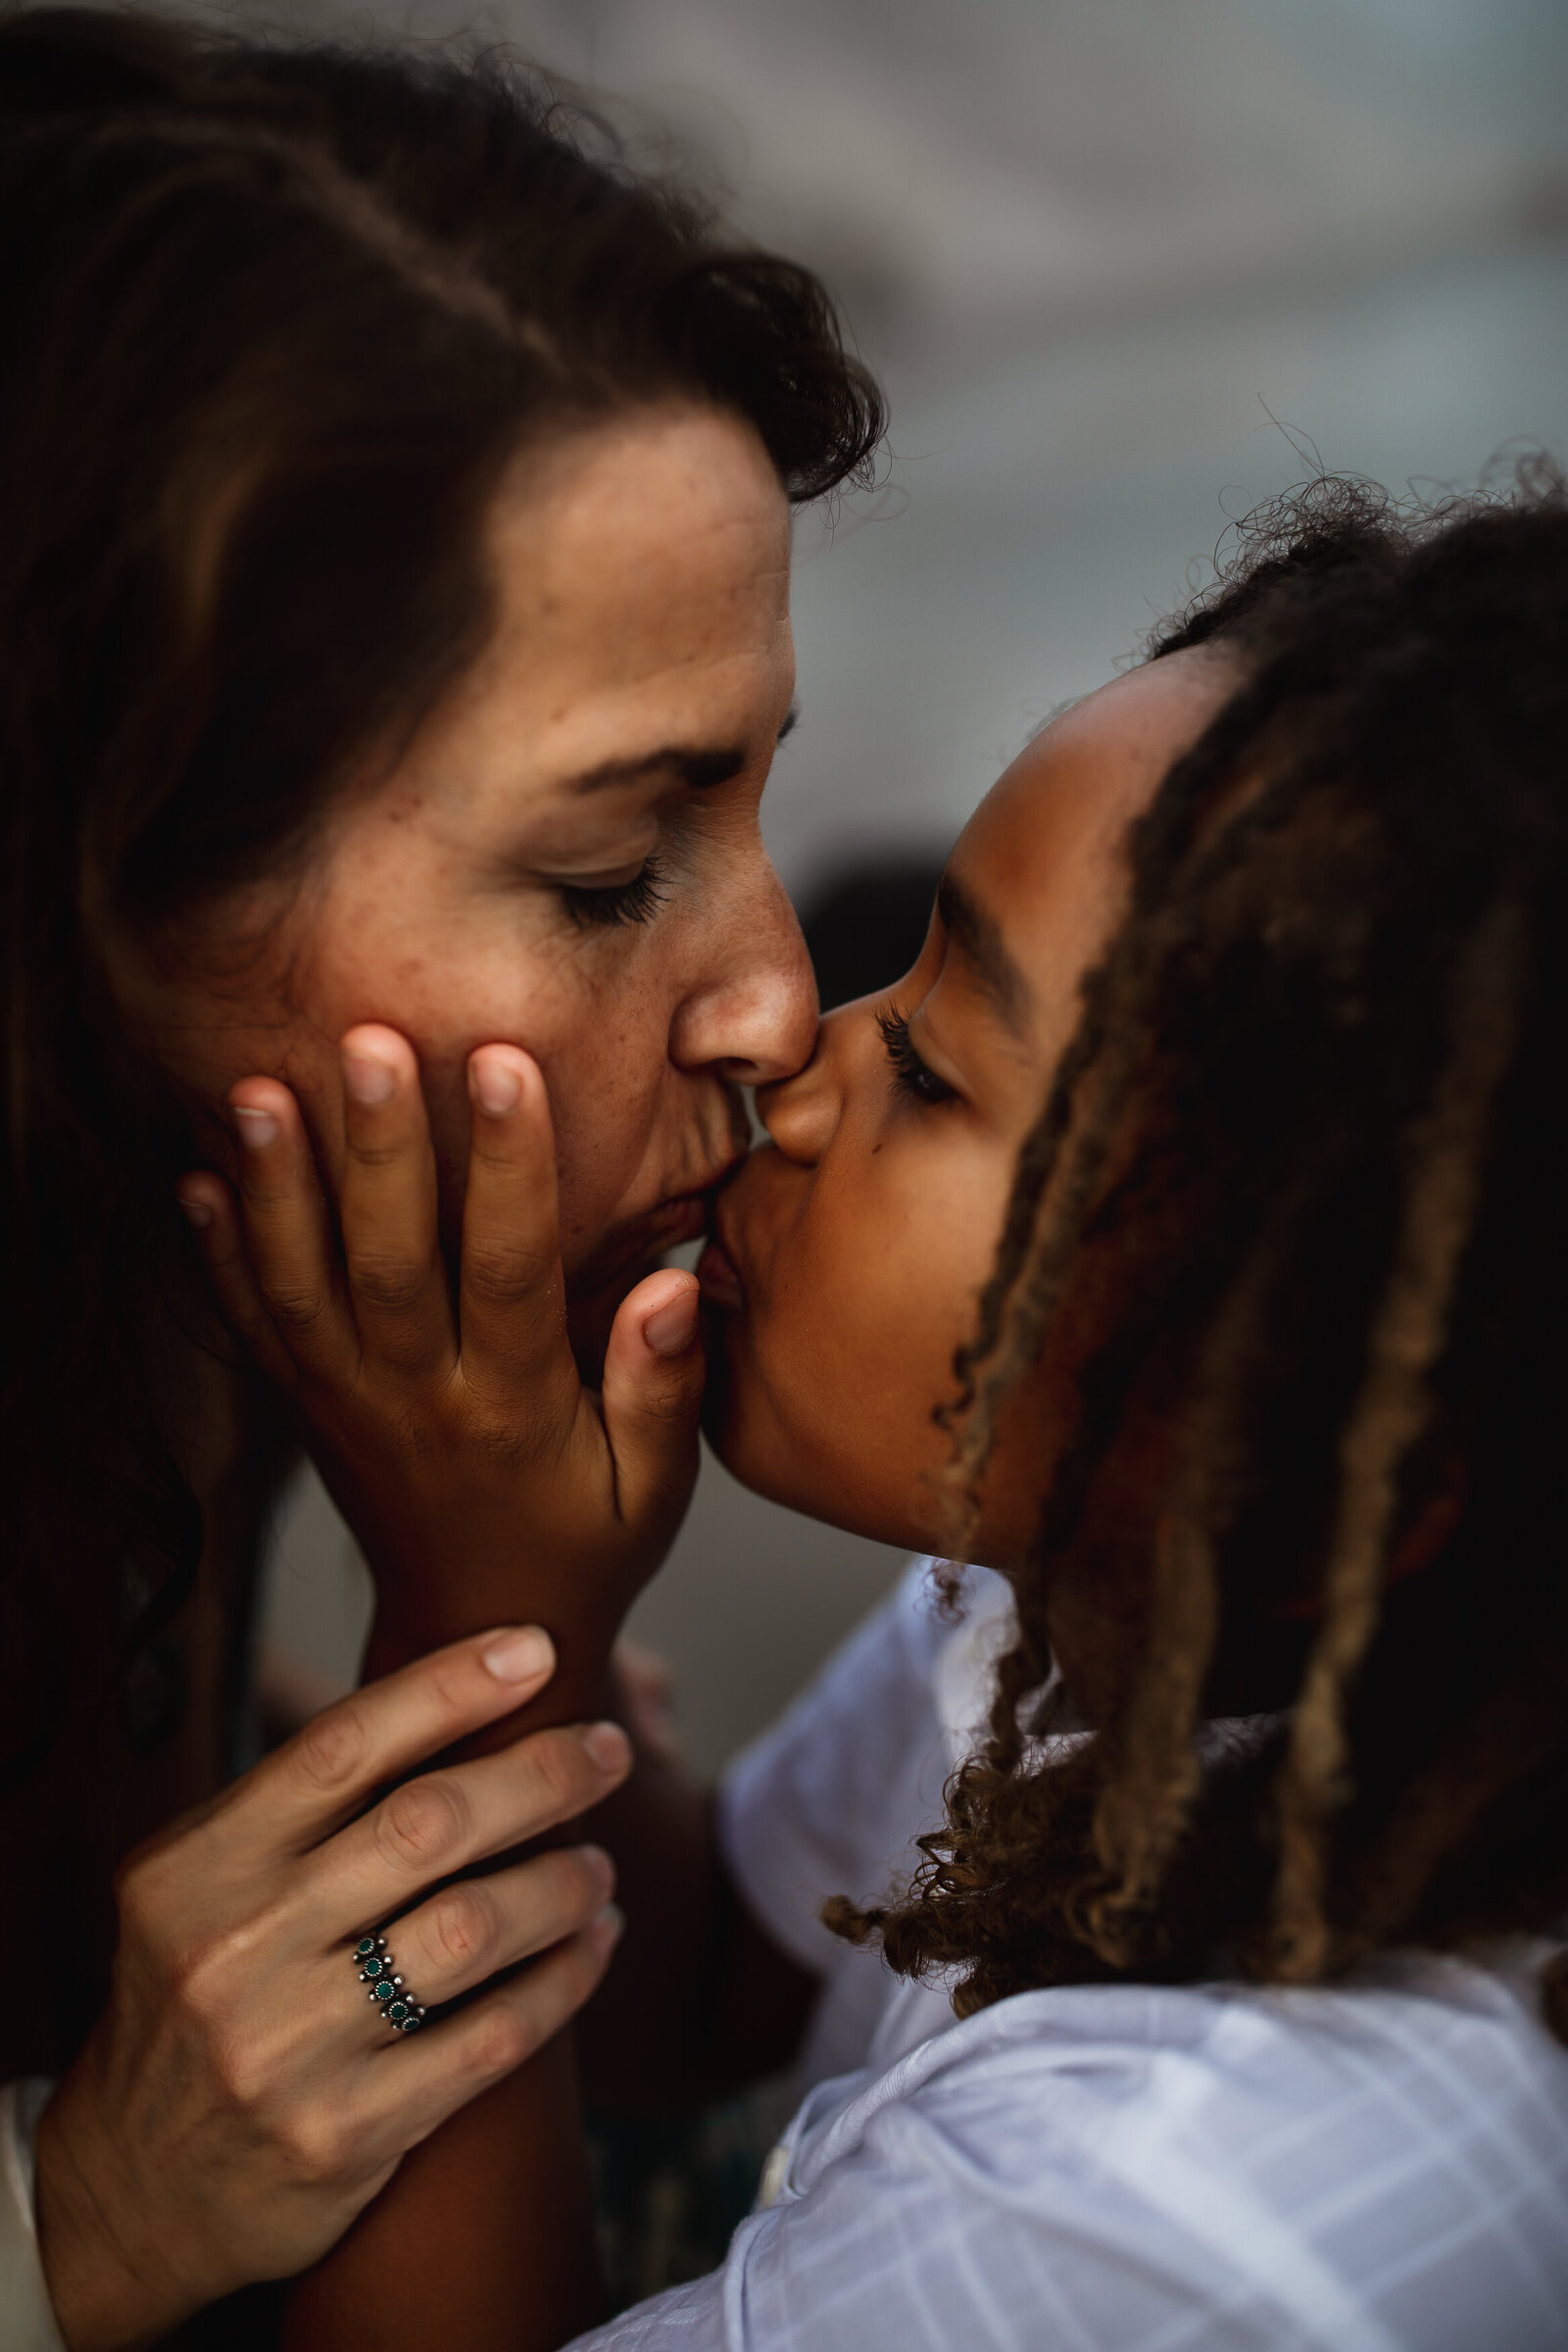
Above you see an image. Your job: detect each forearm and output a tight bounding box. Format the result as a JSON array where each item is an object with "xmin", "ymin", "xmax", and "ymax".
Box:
[
  {"xmin": 282, "ymin": 1600, "xmax": 612, "ymax": 2352},
  {"xmin": 368, "ymin": 1590, "xmax": 817, "ymax": 2099},
  {"xmin": 574, "ymin": 1751, "xmax": 818, "ymax": 2107},
  {"xmin": 284, "ymin": 1597, "xmax": 815, "ymax": 2352},
  {"xmin": 282, "ymin": 2037, "xmax": 598, "ymax": 2352}
]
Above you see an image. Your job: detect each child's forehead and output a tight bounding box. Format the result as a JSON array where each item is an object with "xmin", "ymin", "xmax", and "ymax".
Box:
[
  {"xmin": 953, "ymin": 649, "xmax": 1239, "ymax": 978},
  {"xmin": 940, "ymin": 654, "xmax": 1241, "ymax": 1039}
]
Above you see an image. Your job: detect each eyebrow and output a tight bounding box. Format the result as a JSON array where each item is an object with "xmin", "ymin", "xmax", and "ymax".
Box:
[
  {"xmin": 937, "ymin": 870, "xmax": 1031, "ymax": 1039},
  {"xmin": 571, "ymin": 705, "xmax": 800, "ymax": 796}
]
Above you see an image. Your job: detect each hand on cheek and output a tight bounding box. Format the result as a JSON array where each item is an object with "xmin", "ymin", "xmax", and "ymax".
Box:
[{"xmin": 175, "ymin": 1026, "xmax": 705, "ymax": 1717}]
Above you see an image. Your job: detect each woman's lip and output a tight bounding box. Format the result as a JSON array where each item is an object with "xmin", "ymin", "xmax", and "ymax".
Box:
[
  {"xmin": 627, "ymin": 1173, "xmax": 742, "ymax": 1253},
  {"xmin": 696, "ymin": 1234, "xmax": 745, "ymax": 1309},
  {"xmin": 581, "ymin": 1187, "xmax": 729, "ymax": 1293},
  {"xmin": 643, "ymin": 1194, "xmax": 711, "ymax": 1249}
]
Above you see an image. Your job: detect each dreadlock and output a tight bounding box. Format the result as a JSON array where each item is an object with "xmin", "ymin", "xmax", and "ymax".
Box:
[{"xmin": 826, "ymin": 468, "xmax": 1568, "ymax": 2040}]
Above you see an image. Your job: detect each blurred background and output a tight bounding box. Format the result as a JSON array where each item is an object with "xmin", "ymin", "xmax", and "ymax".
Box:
[{"xmin": 248, "ymin": 0, "xmax": 1568, "ymax": 1775}]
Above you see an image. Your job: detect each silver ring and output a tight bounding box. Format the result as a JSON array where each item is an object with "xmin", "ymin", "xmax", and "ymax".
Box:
[{"xmin": 353, "ymin": 1934, "xmax": 425, "ymax": 2033}]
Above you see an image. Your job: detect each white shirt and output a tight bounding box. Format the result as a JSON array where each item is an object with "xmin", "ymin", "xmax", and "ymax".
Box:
[
  {"xmin": 0, "ymin": 2080, "xmax": 66, "ymax": 2352},
  {"xmin": 570, "ymin": 1560, "xmax": 1568, "ymax": 2352}
]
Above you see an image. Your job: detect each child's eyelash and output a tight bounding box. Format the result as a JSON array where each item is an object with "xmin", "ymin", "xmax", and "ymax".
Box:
[
  {"xmin": 877, "ymin": 1003, "xmax": 958, "ymax": 1106},
  {"xmin": 559, "ymin": 856, "xmax": 668, "ymax": 930}
]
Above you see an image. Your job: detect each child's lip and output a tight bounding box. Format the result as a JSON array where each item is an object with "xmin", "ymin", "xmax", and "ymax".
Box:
[{"xmin": 696, "ymin": 1228, "xmax": 745, "ymax": 1309}]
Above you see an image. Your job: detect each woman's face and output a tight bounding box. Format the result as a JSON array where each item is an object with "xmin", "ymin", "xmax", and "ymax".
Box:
[
  {"xmin": 128, "ymin": 408, "xmax": 814, "ymax": 1332},
  {"xmin": 699, "ymin": 647, "xmax": 1237, "ymax": 1565}
]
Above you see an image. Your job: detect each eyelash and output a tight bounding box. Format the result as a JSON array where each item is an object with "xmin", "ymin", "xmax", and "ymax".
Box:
[
  {"xmin": 877, "ymin": 1003, "xmax": 958, "ymax": 1106},
  {"xmin": 559, "ymin": 856, "xmax": 668, "ymax": 930}
]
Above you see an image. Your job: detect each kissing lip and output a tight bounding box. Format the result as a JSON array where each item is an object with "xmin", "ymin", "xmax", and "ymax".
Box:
[
  {"xmin": 620, "ymin": 1155, "xmax": 749, "ymax": 1256},
  {"xmin": 696, "ymin": 1194, "xmax": 747, "ymax": 1310}
]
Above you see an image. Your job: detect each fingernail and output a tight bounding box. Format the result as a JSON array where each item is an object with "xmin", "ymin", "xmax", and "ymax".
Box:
[
  {"xmin": 479, "ymin": 1626, "xmax": 554, "ymax": 1684},
  {"xmin": 582, "ymin": 1720, "xmax": 631, "ymax": 1774},
  {"xmin": 232, "ymin": 1104, "xmax": 279, "ymax": 1150},
  {"xmin": 175, "ymin": 1192, "xmax": 213, "ymax": 1230},
  {"xmin": 591, "ymin": 1902, "xmax": 625, "ymax": 1957},
  {"xmin": 342, "ymin": 1050, "xmax": 397, "ymax": 1107},
  {"xmin": 578, "ymin": 1843, "xmax": 615, "ymax": 1898},
  {"xmin": 470, "ymin": 1052, "xmax": 521, "ymax": 1117},
  {"xmin": 643, "ymin": 1288, "xmax": 698, "ymax": 1358}
]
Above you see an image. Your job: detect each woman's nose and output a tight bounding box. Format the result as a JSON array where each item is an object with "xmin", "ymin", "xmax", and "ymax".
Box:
[{"xmin": 668, "ymin": 858, "xmax": 819, "ymax": 1086}]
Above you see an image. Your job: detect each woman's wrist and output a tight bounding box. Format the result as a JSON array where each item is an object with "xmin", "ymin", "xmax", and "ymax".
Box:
[{"xmin": 33, "ymin": 2071, "xmax": 193, "ymax": 2352}]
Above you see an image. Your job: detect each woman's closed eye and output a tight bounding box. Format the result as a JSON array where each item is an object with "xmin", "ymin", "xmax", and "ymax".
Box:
[
  {"xmin": 558, "ymin": 854, "xmax": 668, "ymax": 929},
  {"xmin": 877, "ymin": 1003, "xmax": 958, "ymax": 1107}
]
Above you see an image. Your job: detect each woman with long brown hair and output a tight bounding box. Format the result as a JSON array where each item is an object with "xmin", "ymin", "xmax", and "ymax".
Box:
[{"xmin": 0, "ymin": 7, "xmax": 880, "ymax": 2343}]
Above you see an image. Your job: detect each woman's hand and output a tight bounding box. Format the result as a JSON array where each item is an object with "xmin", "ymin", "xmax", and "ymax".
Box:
[
  {"xmin": 176, "ymin": 1029, "xmax": 705, "ymax": 1704},
  {"xmin": 35, "ymin": 1628, "xmax": 630, "ymax": 2352}
]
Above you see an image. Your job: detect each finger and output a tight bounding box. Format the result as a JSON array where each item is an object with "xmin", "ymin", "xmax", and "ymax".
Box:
[
  {"xmin": 337, "ymin": 1025, "xmax": 454, "ymax": 1381},
  {"xmin": 353, "ymin": 1910, "xmax": 623, "ymax": 2152},
  {"xmin": 174, "ymin": 1173, "xmax": 297, "ymax": 1391},
  {"xmin": 600, "ymin": 1269, "xmax": 704, "ymax": 1540},
  {"xmin": 224, "ymin": 1076, "xmax": 357, "ymax": 1386},
  {"xmin": 316, "ymin": 1717, "xmax": 633, "ymax": 1933},
  {"xmin": 456, "ymin": 1045, "xmax": 580, "ymax": 1427},
  {"xmin": 362, "ymin": 1844, "xmax": 615, "ymax": 2014},
  {"xmin": 217, "ymin": 1625, "xmax": 562, "ymax": 1855}
]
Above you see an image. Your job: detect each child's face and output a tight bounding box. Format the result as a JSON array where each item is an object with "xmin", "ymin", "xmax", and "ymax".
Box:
[{"xmin": 699, "ymin": 647, "xmax": 1236, "ymax": 1565}]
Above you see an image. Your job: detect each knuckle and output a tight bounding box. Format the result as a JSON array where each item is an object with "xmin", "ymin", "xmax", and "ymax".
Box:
[
  {"xmin": 346, "ymin": 1135, "xmax": 404, "ymax": 1173},
  {"xmin": 522, "ymin": 1733, "xmax": 584, "ymax": 1817},
  {"xmin": 414, "ymin": 1645, "xmax": 493, "ymax": 1732},
  {"xmin": 377, "ymin": 1774, "xmax": 467, "ymax": 1871},
  {"xmin": 642, "ymin": 1376, "xmax": 703, "ymax": 1430},
  {"xmin": 266, "ymin": 1284, "xmax": 331, "ymax": 1337},
  {"xmin": 467, "ymin": 2005, "xmax": 532, "ymax": 2080},
  {"xmin": 295, "ymin": 1699, "xmax": 369, "ymax": 1792},
  {"xmin": 420, "ymin": 1650, "xmax": 477, "ymax": 1723},
  {"xmin": 208, "ymin": 2018, "xmax": 278, "ymax": 2115},
  {"xmin": 171, "ymin": 1922, "xmax": 254, "ymax": 2025},
  {"xmin": 430, "ymin": 1882, "xmax": 497, "ymax": 1970},
  {"xmin": 276, "ymin": 2107, "xmax": 352, "ymax": 2189},
  {"xmin": 345, "ymin": 1250, "xmax": 427, "ymax": 1316},
  {"xmin": 464, "ymin": 1242, "xmax": 553, "ymax": 1309}
]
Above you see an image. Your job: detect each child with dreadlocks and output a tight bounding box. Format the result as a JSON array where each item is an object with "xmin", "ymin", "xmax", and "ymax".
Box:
[{"xmin": 177, "ymin": 472, "xmax": 1567, "ymax": 2351}]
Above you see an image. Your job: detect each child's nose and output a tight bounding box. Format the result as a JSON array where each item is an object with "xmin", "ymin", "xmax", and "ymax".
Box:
[{"xmin": 755, "ymin": 1000, "xmax": 858, "ymax": 1164}]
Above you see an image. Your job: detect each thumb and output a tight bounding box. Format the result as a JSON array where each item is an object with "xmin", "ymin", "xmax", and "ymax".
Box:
[{"xmin": 601, "ymin": 1268, "xmax": 705, "ymax": 1534}]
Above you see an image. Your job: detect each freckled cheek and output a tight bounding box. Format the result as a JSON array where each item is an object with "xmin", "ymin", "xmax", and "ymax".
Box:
[
  {"xmin": 299, "ymin": 902, "xmax": 631, "ymax": 1209},
  {"xmin": 545, "ymin": 1025, "xmax": 699, "ymax": 1275}
]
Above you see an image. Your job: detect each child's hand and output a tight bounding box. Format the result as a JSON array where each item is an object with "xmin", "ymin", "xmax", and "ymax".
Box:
[{"xmin": 176, "ymin": 1027, "xmax": 704, "ymax": 1705}]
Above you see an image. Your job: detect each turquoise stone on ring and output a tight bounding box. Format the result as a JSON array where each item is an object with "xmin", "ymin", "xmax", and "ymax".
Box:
[
  {"xmin": 356, "ymin": 1936, "xmax": 376, "ymax": 1958},
  {"xmin": 387, "ymin": 2000, "xmax": 410, "ymax": 2025},
  {"xmin": 363, "ymin": 1956, "xmax": 383, "ymax": 1979},
  {"xmin": 374, "ymin": 1980, "xmax": 395, "ymax": 2003}
]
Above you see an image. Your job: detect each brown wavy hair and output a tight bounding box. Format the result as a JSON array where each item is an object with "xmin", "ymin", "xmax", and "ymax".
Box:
[
  {"xmin": 827, "ymin": 469, "xmax": 1568, "ymax": 2042},
  {"xmin": 0, "ymin": 5, "xmax": 883, "ymax": 1793}
]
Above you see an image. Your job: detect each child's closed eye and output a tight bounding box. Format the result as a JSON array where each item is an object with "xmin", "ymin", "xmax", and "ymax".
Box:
[{"xmin": 877, "ymin": 1004, "xmax": 958, "ymax": 1107}]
